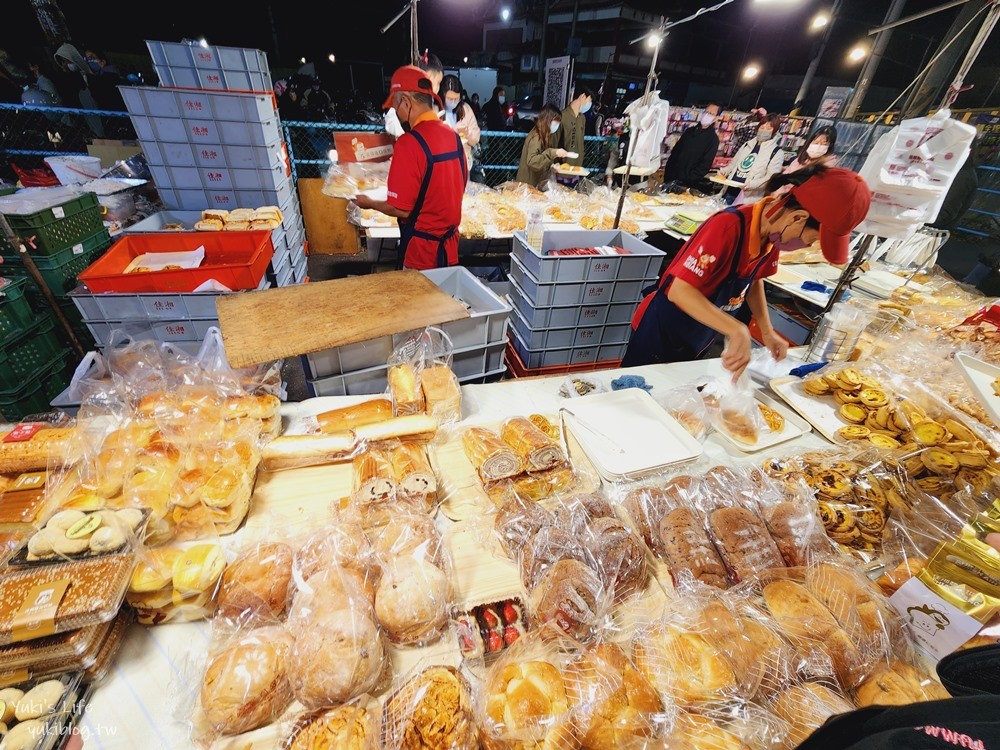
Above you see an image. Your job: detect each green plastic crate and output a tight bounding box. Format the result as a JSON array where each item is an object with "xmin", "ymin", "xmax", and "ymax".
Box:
[
  {"xmin": 0, "ymin": 192, "xmax": 103, "ymax": 256},
  {"xmin": 0, "ymin": 317, "xmax": 65, "ymax": 390},
  {"xmin": 0, "ymin": 355, "xmax": 70, "ymax": 421},
  {"xmin": 0, "ymin": 186, "xmax": 16, "ymax": 197},
  {"xmin": 1, "ymin": 228, "xmax": 111, "ymax": 296},
  {"xmin": 53, "ymin": 299, "xmax": 95, "ymax": 350},
  {"xmin": 0, "ymin": 277, "xmax": 37, "ymax": 343}
]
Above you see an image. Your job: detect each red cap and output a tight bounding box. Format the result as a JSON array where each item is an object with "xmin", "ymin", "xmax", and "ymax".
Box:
[
  {"xmin": 790, "ymin": 167, "xmax": 872, "ymax": 264},
  {"xmin": 382, "ymin": 65, "xmax": 442, "ymax": 110}
]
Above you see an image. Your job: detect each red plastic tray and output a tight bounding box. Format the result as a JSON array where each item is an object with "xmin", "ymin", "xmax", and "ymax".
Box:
[
  {"xmin": 79, "ymin": 231, "xmax": 273, "ymax": 293},
  {"xmin": 504, "ymin": 339, "xmax": 621, "ymax": 379}
]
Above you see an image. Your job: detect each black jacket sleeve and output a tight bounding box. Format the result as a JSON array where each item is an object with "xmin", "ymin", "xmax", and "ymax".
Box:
[{"xmin": 692, "ymin": 130, "xmax": 719, "ymax": 181}]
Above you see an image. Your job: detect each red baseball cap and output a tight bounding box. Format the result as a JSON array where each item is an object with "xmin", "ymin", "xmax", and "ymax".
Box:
[
  {"xmin": 382, "ymin": 65, "xmax": 442, "ymax": 110},
  {"xmin": 790, "ymin": 167, "xmax": 872, "ymax": 264}
]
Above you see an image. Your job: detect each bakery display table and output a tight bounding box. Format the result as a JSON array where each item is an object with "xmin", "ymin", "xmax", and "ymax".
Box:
[{"xmin": 83, "ymin": 357, "xmax": 829, "ymax": 749}]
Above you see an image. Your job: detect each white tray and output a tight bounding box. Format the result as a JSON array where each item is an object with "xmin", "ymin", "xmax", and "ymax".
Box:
[
  {"xmin": 713, "ymin": 391, "xmax": 810, "ymax": 453},
  {"xmin": 560, "ymin": 389, "xmax": 702, "ymax": 481},
  {"xmin": 770, "ymin": 375, "xmax": 846, "ymax": 444},
  {"xmin": 956, "ymin": 353, "xmax": 1000, "ymax": 426},
  {"xmin": 553, "ymin": 165, "xmax": 590, "ymax": 177},
  {"xmin": 852, "ymin": 270, "xmax": 930, "ymax": 300}
]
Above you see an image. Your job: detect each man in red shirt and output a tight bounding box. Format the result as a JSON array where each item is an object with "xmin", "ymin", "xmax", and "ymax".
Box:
[
  {"xmin": 622, "ymin": 166, "xmax": 872, "ymax": 378},
  {"xmin": 354, "ymin": 66, "xmax": 467, "ymax": 269}
]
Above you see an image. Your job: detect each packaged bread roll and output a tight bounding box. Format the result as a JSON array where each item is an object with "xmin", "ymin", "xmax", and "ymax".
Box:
[
  {"xmin": 0, "ymin": 427, "xmax": 76, "ymax": 474},
  {"xmin": 805, "ymin": 562, "xmax": 892, "ymax": 644},
  {"xmin": 663, "ymin": 713, "xmax": 749, "ymax": 750},
  {"xmin": 772, "ymin": 682, "xmax": 854, "ymax": 746},
  {"xmin": 420, "ymin": 365, "xmax": 462, "ymax": 422},
  {"xmin": 482, "ymin": 658, "xmax": 576, "ymax": 750},
  {"xmin": 762, "ymin": 579, "xmax": 864, "ymax": 689},
  {"xmin": 389, "ymin": 364, "xmax": 424, "ymax": 416},
  {"xmin": 659, "ymin": 507, "xmax": 729, "ymax": 589},
  {"xmin": 381, "ymin": 666, "xmax": 476, "ymax": 750},
  {"xmin": 708, "ymin": 507, "xmax": 785, "ymax": 582},
  {"xmin": 462, "ymin": 427, "xmax": 522, "ymax": 483},
  {"xmin": 285, "ymin": 702, "xmax": 375, "ymax": 750},
  {"xmin": 500, "ymin": 417, "xmax": 566, "ymax": 472},
  {"xmin": 854, "ymin": 659, "xmax": 949, "ymax": 707},
  {"xmin": 632, "ymin": 623, "xmax": 738, "ymax": 705},
  {"xmin": 316, "ymin": 399, "xmax": 394, "ymax": 434},
  {"xmin": 390, "ymin": 442, "xmax": 437, "ymax": 505},
  {"xmin": 528, "ymin": 558, "xmax": 605, "ymax": 641},
  {"xmin": 352, "ymin": 449, "xmax": 396, "ymax": 506},
  {"xmin": 216, "ymin": 542, "xmax": 295, "ymax": 620}
]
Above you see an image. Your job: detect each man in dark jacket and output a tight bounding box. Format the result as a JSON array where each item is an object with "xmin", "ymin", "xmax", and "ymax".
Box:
[
  {"xmin": 557, "ymin": 84, "xmax": 592, "ymax": 167},
  {"xmin": 663, "ymin": 102, "xmax": 721, "ymax": 188}
]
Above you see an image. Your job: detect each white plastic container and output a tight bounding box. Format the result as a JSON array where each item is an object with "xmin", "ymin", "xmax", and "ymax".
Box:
[
  {"xmin": 146, "ymin": 41, "xmax": 272, "ymax": 92},
  {"xmin": 120, "ymin": 87, "xmax": 275, "ymax": 123},
  {"xmin": 44, "ymin": 155, "xmax": 102, "ymax": 185},
  {"xmin": 129, "ymin": 114, "xmax": 282, "ymax": 147}
]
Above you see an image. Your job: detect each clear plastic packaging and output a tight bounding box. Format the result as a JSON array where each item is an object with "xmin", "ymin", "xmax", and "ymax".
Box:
[
  {"xmin": 655, "ymin": 383, "xmax": 711, "ymax": 442},
  {"xmin": 216, "ymin": 540, "xmax": 295, "ymax": 623},
  {"xmin": 380, "ymin": 664, "xmax": 478, "ymax": 750},
  {"xmin": 0, "ymin": 671, "xmax": 84, "ymax": 750},
  {"xmin": 127, "ymin": 541, "xmax": 226, "ymax": 626},
  {"xmin": 281, "ymin": 696, "xmax": 379, "ymax": 749}
]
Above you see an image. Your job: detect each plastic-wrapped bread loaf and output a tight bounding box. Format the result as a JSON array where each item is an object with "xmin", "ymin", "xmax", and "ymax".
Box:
[
  {"xmin": 391, "ymin": 442, "xmax": 437, "ymax": 503},
  {"xmin": 0, "ymin": 427, "xmax": 76, "ymax": 473},
  {"xmin": 315, "ymin": 398, "xmax": 394, "ymax": 433},
  {"xmin": 463, "ymin": 427, "xmax": 522, "ymax": 482},
  {"xmin": 500, "ymin": 417, "xmax": 566, "ymax": 471},
  {"xmin": 389, "ymin": 364, "xmax": 424, "ymax": 416},
  {"xmin": 420, "ymin": 365, "xmax": 462, "ymax": 422},
  {"xmin": 708, "ymin": 507, "xmax": 785, "ymax": 582},
  {"xmin": 659, "ymin": 508, "xmax": 729, "ymax": 589},
  {"xmin": 352, "ymin": 449, "xmax": 396, "ymax": 504}
]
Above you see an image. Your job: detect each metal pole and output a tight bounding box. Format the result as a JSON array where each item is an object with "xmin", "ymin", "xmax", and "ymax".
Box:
[
  {"xmin": 410, "ymin": 0, "xmax": 419, "ymax": 66},
  {"xmin": 844, "ymin": 0, "xmax": 909, "ymax": 117},
  {"xmin": 870, "ymin": 0, "xmax": 972, "ymax": 34},
  {"xmin": 569, "ymin": 0, "xmax": 581, "ymax": 43},
  {"xmin": 614, "ymin": 18, "xmax": 664, "ymax": 229},
  {"xmin": 728, "ymin": 23, "xmax": 755, "ymax": 109},
  {"xmin": 538, "ymin": 0, "xmax": 551, "ymax": 88},
  {"xmin": 791, "ymin": 0, "xmax": 845, "ymax": 115},
  {"xmin": 267, "ymin": 2, "xmax": 282, "ymax": 63},
  {"xmin": 0, "ymin": 215, "xmax": 84, "ymax": 359},
  {"xmin": 940, "ymin": 2, "xmax": 1000, "ymax": 108}
]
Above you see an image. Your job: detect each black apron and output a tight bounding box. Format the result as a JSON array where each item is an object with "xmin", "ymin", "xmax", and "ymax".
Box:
[
  {"xmin": 621, "ymin": 207, "xmax": 769, "ymax": 367},
  {"xmin": 396, "ymin": 128, "xmax": 468, "ymax": 270}
]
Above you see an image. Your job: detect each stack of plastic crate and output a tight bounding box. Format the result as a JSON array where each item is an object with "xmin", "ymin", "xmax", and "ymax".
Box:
[
  {"xmin": 302, "ymin": 268, "xmax": 510, "ymax": 397},
  {"xmin": 0, "ymin": 191, "xmax": 111, "ymax": 350},
  {"xmin": 120, "ymin": 40, "xmax": 307, "ymax": 287},
  {"xmin": 505, "ymin": 230, "xmax": 664, "ymax": 374},
  {"xmin": 0, "ymin": 277, "xmax": 74, "ymax": 420}
]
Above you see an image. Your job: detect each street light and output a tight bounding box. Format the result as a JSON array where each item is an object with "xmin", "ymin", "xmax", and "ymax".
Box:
[
  {"xmin": 848, "ymin": 45, "xmax": 867, "ymax": 62},
  {"xmin": 500, "ymin": 6, "xmax": 511, "ymax": 21},
  {"xmin": 463, "ymin": 56, "xmax": 469, "ymax": 63},
  {"xmin": 646, "ymin": 33, "xmax": 661, "ymax": 49},
  {"xmin": 810, "ymin": 12, "xmax": 830, "ymax": 31},
  {"xmin": 299, "ymin": 57, "xmax": 307, "ymax": 64},
  {"xmin": 198, "ymin": 38, "xmax": 209, "ymax": 48},
  {"xmin": 743, "ymin": 63, "xmax": 761, "ymax": 80},
  {"xmin": 328, "ymin": 54, "xmax": 336, "ymax": 63}
]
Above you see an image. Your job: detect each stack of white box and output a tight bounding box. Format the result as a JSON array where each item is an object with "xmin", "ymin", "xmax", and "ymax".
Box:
[
  {"xmin": 507, "ymin": 231, "xmax": 665, "ymax": 369},
  {"xmin": 120, "ymin": 41, "xmax": 308, "ymax": 287}
]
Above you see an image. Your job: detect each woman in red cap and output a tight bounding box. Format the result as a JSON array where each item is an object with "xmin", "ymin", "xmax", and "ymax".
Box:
[{"xmin": 622, "ymin": 165, "xmax": 871, "ymax": 378}]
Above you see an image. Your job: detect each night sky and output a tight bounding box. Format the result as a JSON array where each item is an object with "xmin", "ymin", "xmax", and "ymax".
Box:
[{"xmin": 3, "ymin": 0, "xmax": 998, "ymax": 107}]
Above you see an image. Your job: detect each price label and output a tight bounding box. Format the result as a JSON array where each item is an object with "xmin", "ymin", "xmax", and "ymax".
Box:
[
  {"xmin": 72, "ymin": 243, "xmax": 84, "ymax": 255},
  {"xmin": 51, "ymin": 207, "xmax": 65, "ymax": 219},
  {"xmin": 3, "ymin": 424, "xmax": 43, "ymax": 442}
]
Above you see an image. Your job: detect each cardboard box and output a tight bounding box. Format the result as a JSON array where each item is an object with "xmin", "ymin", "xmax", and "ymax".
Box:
[{"xmin": 87, "ymin": 139, "xmax": 142, "ymax": 169}]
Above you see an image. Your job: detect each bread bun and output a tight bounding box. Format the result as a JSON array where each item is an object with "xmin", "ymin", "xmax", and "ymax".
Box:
[
  {"xmin": 217, "ymin": 542, "xmax": 294, "ymax": 620},
  {"xmin": 374, "ymin": 557, "xmax": 450, "ymax": 645},
  {"xmin": 295, "ymin": 523, "xmax": 373, "ymax": 583},
  {"xmin": 287, "ymin": 703, "xmax": 375, "ymax": 750},
  {"xmin": 529, "ymin": 559, "xmax": 605, "ymax": 641},
  {"xmin": 289, "ymin": 605, "xmax": 385, "ymax": 708},
  {"xmin": 806, "ymin": 562, "xmax": 890, "ymax": 643},
  {"xmin": 773, "ymin": 683, "xmax": 853, "ymax": 746},
  {"xmin": 172, "ymin": 544, "xmax": 226, "ymax": 595},
  {"xmin": 482, "ymin": 660, "xmax": 576, "ymax": 750},
  {"xmin": 494, "ymin": 497, "xmax": 553, "ymax": 559},
  {"xmin": 664, "ymin": 713, "xmax": 748, "ymax": 750},
  {"xmin": 584, "ymin": 518, "xmax": 648, "ymax": 600},
  {"xmin": 290, "ymin": 567, "xmax": 374, "ymax": 623},
  {"xmin": 633, "ymin": 625, "xmax": 738, "ymax": 705},
  {"xmin": 567, "ymin": 643, "xmax": 660, "ymax": 750},
  {"xmin": 519, "ymin": 526, "xmax": 586, "ymax": 591},
  {"xmin": 369, "ymin": 514, "xmax": 441, "ymax": 565},
  {"xmin": 200, "ymin": 628, "xmax": 293, "ymax": 736},
  {"xmin": 855, "ymin": 660, "xmax": 949, "ymax": 707},
  {"xmin": 381, "ymin": 666, "xmax": 476, "ymax": 749}
]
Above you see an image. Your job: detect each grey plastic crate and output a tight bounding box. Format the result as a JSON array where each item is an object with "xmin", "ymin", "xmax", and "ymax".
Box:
[
  {"xmin": 86, "ymin": 317, "xmax": 219, "ymax": 347},
  {"xmin": 303, "ymin": 266, "xmax": 511, "ymax": 379},
  {"xmin": 510, "ymin": 326, "xmax": 627, "ymax": 369},
  {"xmin": 129, "ymin": 114, "xmax": 282, "ymax": 148},
  {"xmin": 507, "ymin": 274, "xmax": 639, "ymax": 330},
  {"xmin": 268, "ymin": 250, "xmax": 293, "ymax": 283},
  {"xmin": 509, "ymin": 254, "xmax": 645, "ymax": 308},
  {"xmin": 306, "ymin": 344, "xmax": 506, "ymax": 397},
  {"xmin": 150, "ymin": 163, "xmax": 288, "ymax": 192},
  {"xmin": 292, "ymin": 253, "xmax": 308, "ymax": 284},
  {"xmin": 509, "ymin": 304, "xmax": 631, "ymax": 350},
  {"xmin": 142, "ymin": 141, "xmax": 286, "ymax": 171},
  {"xmin": 275, "ymin": 262, "xmax": 294, "ymax": 288},
  {"xmin": 120, "ymin": 86, "xmax": 275, "ymax": 123},
  {"xmin": 69, "ymin": 276, "xmax": 269, "ymax": 322},
  {"xmin": 512, "ymin": 230, "xmax": 664, "ymax": 283},
  {"xmin": 157, "ymin": 181, "xmax": 293, "ymax": 213},
  {"xmin": 146, "ymin": 41, "xmax": 272, "ymax": 92}
]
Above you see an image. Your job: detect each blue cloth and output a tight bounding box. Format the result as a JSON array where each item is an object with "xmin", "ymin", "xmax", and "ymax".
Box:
[
  {"xmin": 790, "ymin": 362, "xmax": 828, "ymax": 378},
  {"xmin": 801, "ymin": 280, "xmax": 831, "ymax": 294},
  {"xmin": 611, "ymin": 375, "xmax": 652, "ymax": 392}
]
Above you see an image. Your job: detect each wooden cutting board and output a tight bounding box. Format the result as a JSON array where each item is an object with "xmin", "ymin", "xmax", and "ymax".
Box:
[{"xmin": 216, "ymin": 270, "xmax": 471, "ymax": 368}]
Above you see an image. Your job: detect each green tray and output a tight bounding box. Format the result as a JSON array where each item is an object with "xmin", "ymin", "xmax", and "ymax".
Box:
[
  {"xmin": 0, "ymin": 193, "xmax": 103, "ymax": 256},
  {"xmin": 2, "ymin": 228, "xmax": 111, "ymax": 297},
  {"xmin": 0, "ymin": 317, "xmax": 65, "ymax": 391},
  {"xmin": 0, "ymin": 277, "xmax": 37, "ymax": 343},
  {"xmin": 0, "ymin": 355, "xmax": 70, "ymax": 421}
]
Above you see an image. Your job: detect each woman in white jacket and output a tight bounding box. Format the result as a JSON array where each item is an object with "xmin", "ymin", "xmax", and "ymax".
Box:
[
  {"xmin": 440, "ymin": 74, "xmax": 481, "ymax": 168},
  {"xmin": 722, "ymin": 113, "xmax": 785, "ymax": 205}
]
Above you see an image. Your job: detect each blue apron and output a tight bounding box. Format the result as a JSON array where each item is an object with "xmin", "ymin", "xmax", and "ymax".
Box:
[
  {"xmin": 621, "ymin": 208, "xmax": 769, "ymax": 367},
  {"xmin": 396, "ymin": 128, "xmax": 468, "ymax": 270}
]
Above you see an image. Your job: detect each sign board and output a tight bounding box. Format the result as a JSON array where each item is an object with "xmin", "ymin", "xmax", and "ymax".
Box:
[
  {"xmin": 818, "ymin": 87, "xmax": 853, "ymax": 119},
  {"xmin": 332, "ymin": 132, "xmax": 394, "ymax": 164},
  {"xmin": 544, "ymin": 56, "xmax": 574, "ymax": 110}
]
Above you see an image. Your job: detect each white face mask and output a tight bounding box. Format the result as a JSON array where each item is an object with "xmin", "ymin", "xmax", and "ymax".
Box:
[
  {"xmin": 445, "ymin": 99, "xmax": 459, "ymax": 112},
  {"xmin": 498, "ymin": 95, "xmax": 505, "ymax": 104},
  {"xmin": 699, "ymin": 112, "xmax": 716, "ymax": 127},
  {"xmin": 807, "ymin": 143, "xmax": 829, "ymax": 159},
  {"xmin": 757, "ymin": 129, "xmax": 774, "ymax": 141},
  {"xmin": 550, "ymin": 121, "xmax": 560, "ymax": 134},
  {"xmin": 580, "ymin": 100, "xmax": 592, "ymax": 114}
]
